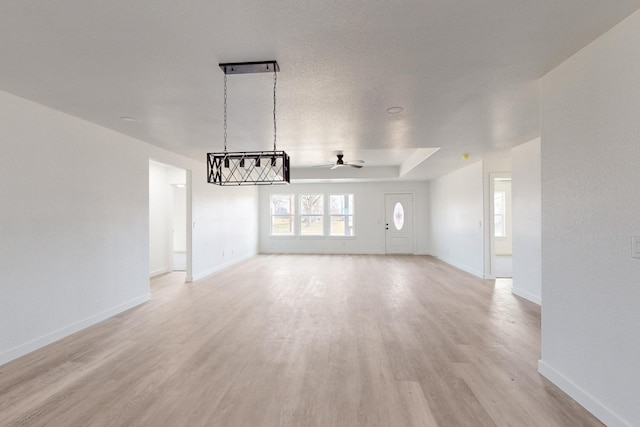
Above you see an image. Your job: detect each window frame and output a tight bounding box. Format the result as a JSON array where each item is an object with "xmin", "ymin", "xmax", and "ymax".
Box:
[
  {"xmin": 299, "ymin": 194, "xmax": 325, "ymax": 236},
  {"xmin": 329, "ymin": 193, "xmax": 355, "ymax": 237},
  {"xmin": 270, "ymin": 194, "xmax": 296, "ymax": 236},
  {"xmin": 267, "ymin": 192, "xmax": 356, "ymax": 238}
]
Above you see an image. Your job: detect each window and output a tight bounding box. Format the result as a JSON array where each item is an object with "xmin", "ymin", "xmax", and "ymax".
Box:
[
  {"xmin": 393, "ymin": 202, "xmax": 405, "ymax": 231},
  {"xmin": 269, "ymin": 193, "xmax": 356, "ymax": 237},
  {"xmin": 271, "ymin": 194, "xmax": 295, "ymax": 235},
  {"xmin": 494, "ymin": 191, "xmax": 506, "ymax": 237},
  {"xmin": 330, "ymin": 194, "xmax": 354, "ymax": 236},
  {"xmin": 300, "ymin": 194, "xmax": 324, "ymax": 235}
]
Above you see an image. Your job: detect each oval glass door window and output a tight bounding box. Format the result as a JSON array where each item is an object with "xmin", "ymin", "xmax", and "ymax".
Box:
[{"xmin": 393, "ymin": 202, "xmax": 405, "ymax": 230}]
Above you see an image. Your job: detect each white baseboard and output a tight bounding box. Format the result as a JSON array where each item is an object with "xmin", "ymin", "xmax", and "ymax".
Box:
[
  {"xmin": 511, "ymin": 287, "xmax": 541, "ymax": 305},
  {"xmin": 149, "ymin": 267, "xmax": 170, "ymax": 278},
  {"xmin": 0, "ymin": 293, "xmax": 150, "ymax": 367},
  {"xmin": 434, "ymin": 256, "xmax": 484, "ymax": 278},
  {"xmin": 191, "ymin": 252, "xmax": 256, "ymax": 282},
  {"xmin": 258, "ymin": 249, "xmax": 385, "ymax": 255},
  {"xmin": 538, "ymin": 360, "xmax": 631, "ymax": 427},
  {"xmin": 259, "ymin": 250, "xmax": 433, "ymax": 256}
]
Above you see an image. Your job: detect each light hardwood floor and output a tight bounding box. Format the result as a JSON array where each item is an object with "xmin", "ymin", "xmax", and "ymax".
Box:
[{"xmin": 0, "ymin": 255, "xmax": 602, "ymax": 426}]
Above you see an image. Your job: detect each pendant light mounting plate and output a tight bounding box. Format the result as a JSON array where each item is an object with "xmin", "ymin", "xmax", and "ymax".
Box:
[{"xmin": 219, "ymin": 61, "xmax": 279, "ymax": 75}]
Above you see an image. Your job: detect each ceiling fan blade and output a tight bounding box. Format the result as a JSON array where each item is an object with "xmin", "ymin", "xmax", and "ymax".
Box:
[
  {"xmin": 346, "ymin": 159, "xmax": 365, "ymax": 164},
  {"xmin": 330, "ymin": 164, "xmax": 340, "ymax": 170},
  {"xmin": 348, "ymin": 164, "xmax": 363, "ymax": 169}
]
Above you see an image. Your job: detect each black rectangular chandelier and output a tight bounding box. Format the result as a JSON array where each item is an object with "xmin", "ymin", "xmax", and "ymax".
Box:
[
  {"xmin": 207, "ymin": 150, "xmax": 290, "ymax": 185},
  {"xmin": 207, "ymin": 60, "xmax": 290, "ymax": 186}
]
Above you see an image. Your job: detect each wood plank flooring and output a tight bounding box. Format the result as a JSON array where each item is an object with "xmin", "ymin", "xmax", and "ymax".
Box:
[{"xmin": 0, "ymin": 255, "xmax": 603, "ymax": 426}]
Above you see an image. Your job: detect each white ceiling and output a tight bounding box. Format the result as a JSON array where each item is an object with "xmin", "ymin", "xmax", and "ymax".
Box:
[{"xmin": 2, "ymin": 1, "xmax": 639, "ymax": 181}]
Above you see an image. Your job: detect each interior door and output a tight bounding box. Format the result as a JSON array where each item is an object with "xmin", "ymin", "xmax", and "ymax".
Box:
[{"xmin": 385, "ymin": 193, "xmax": 414, "ymax": 254}]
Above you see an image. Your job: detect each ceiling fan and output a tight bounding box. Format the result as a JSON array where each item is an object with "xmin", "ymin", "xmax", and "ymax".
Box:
[{"xmin": 317, "ymin": 153, "xmax": 365, "ymax": 169}]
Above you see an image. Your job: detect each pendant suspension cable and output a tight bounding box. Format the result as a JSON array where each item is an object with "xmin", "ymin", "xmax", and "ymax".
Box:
[
  {"xmin": 208, "ymin": 60, "xmax": 289, "ymax": 186},
  {"xmin": 223, "ymin": 73, "xmax": 228, "ymax": 153},
  {"xmin": 273, "ymin": 68, "xmax": 277, "ymax": 151}
]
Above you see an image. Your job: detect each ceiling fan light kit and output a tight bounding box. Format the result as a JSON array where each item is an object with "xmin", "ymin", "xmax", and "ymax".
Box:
[
  {"xmin": 328, "ymin": 153, "xmax": 364, "ymax": 169},
  {"xmin": 207, "ymin": 60, "xmax": 290, "ymax": 186}
]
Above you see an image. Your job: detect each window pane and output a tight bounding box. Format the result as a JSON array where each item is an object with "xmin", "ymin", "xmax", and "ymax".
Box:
[
  {"xmin": 300, "ymin": 215, "xmax": 323, "ymax": 235},
  {"xmin": 300, "ymin": 194, "xmax": 323, "ymax": 215},
  {"xmin": 494, "ymin": 214, "xmax": 505, "ymax": 237},
  {"xmin": 494, "ymin": 191, "xmax": 505, "ymax": 215},
  {"xmin": 271, "ymin": 194, "xmax": 294, "ymax": 215},
  {"xmin": 330, "ymin": 215, "xmax": 354, "ymax": 236},
  {"xmin": 345, "ymin": 216, "xmax": 354, "ymax": 236},
  {"xmin": 494, "ymin": 190, "xmax": 506, "ymax": 237},
  {"xmin": 271, "ymin": 194, "xmax": 295, "ymax": 236},
  {"xmin": 393, "ymin": 202, "xmax": 405, "ymax": 231},
  {"xmin": 330, "ymin": 216, "xmax": 344, "ymax": 235},
  {"xmin": 272, "ymin": 216, "xmax": 294, "ymax": 235},
  {"xmin": 330, "ymin": 194, "xmax": 354, "ymax": 215},
  {"xmin": 329, "ymin": 194, "xmax": 355, "ymax": 236}
]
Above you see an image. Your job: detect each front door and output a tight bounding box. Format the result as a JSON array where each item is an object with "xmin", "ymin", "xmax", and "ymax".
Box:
[{"xmin": 385, "ymin": 193, "xmax": 413, "ymax": 254}]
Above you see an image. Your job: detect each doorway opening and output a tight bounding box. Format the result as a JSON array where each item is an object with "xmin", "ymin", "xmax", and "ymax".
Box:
[
  {"xmin": 490, "ymin": 174, "xmax": 512, "ymax": 278},
  {"xmin": 149, "ymin": 160, "xmax": 192, "ymax": 282}
]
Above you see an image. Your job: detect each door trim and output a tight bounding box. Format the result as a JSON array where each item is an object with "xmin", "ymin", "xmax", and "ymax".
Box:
[
  {"xmin": 384, "ymin": 192, "xmax": 415, "ymax": 254},
  {"xmin": 488, "ymin": 172, "xmax": 511, "ymax": 279}
]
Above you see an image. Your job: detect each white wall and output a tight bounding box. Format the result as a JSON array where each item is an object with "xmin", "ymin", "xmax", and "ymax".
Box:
[
  {"xmin": 430, "ymin": 161, "xmax": 484, "ymax": 277},
  {"xmin": 259, "ymin": 181, "xmax": 429, "ymax": 255},
  {"xmin": 0, "ymin": 90, "xmax": 259, "ymax": 365},
  {"xmin": 511, "ymin": 138, "xmax": 541, "ymax": 304},
  {"xmin": 539, "ymin": 11, "xmax": 640, "ymax": 427},
  {"xmin": 149, "ymin": 162, "xmax": 172, "ymax": 276},
  {"xmin": 194, "ymin": 182, "xmax": 258, "ymax": 278},
  {"xmin": 0, "ymin": 91, "xmax": 150, "ymax": 365}
]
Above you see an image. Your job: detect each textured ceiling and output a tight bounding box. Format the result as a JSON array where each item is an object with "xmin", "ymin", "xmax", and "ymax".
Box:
[{"xmin": 2, "ymin": 1, "xmax": 639, "ymax": 180}]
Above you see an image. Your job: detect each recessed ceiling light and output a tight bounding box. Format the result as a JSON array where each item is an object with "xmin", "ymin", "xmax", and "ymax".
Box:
[
  {"xmin": 120, "ymin": 116, "xmax": 138, "ymax": 122},
  {"xmin": 386, "ymin": 106, "xmax": 404, "ymax": 114}
]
